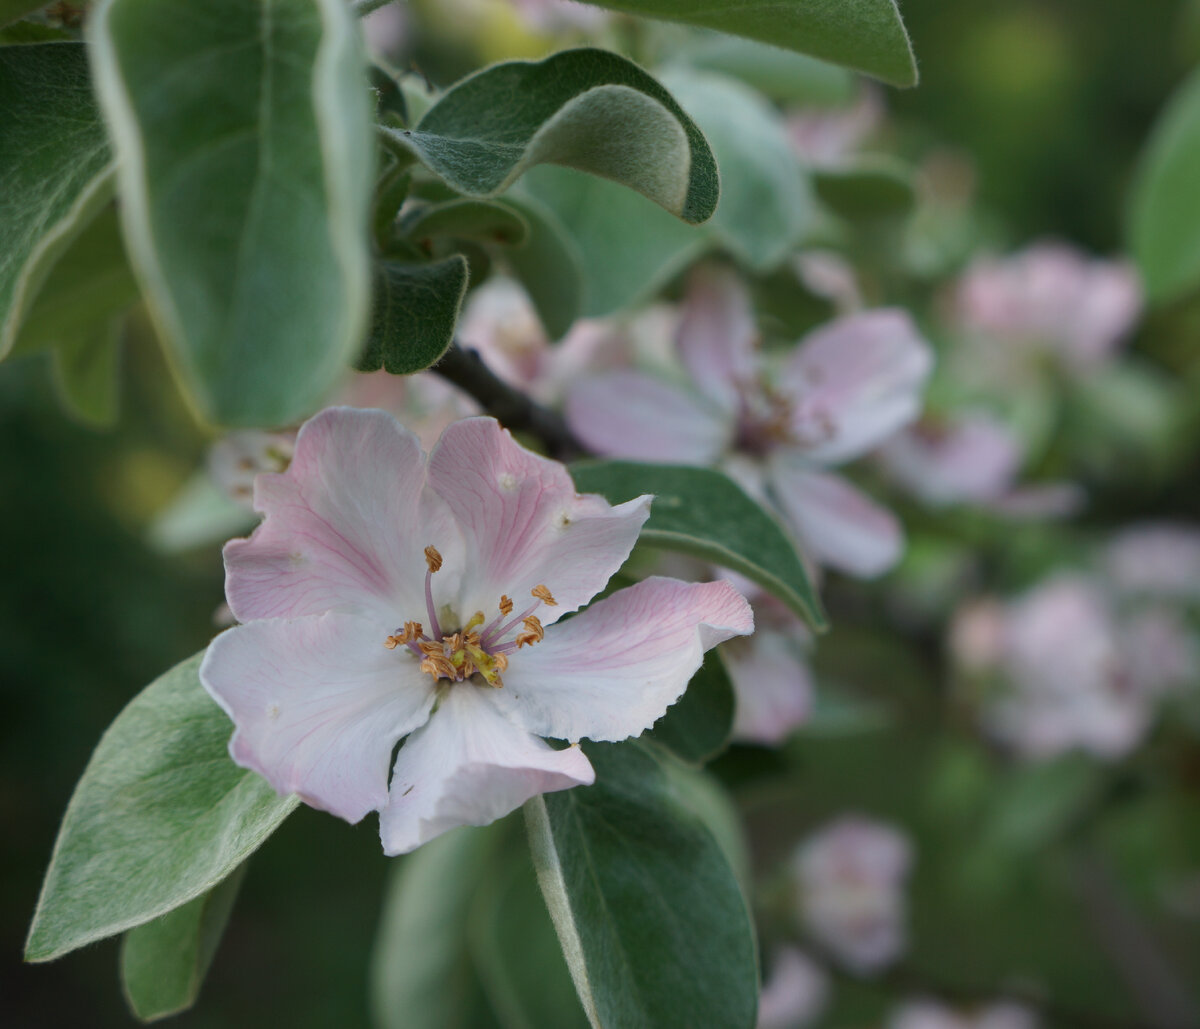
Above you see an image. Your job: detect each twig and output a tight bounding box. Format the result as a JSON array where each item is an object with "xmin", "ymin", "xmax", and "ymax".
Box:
[{"xmin": 432, "ymin": 342, "xmax": 585, "ymax": 461}]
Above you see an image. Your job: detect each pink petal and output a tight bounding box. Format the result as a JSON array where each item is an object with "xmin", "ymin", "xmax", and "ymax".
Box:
[
  {"xmin": 782, "ymin": 310, "xmax": 933, "ymax": 465},
  {"xmin": 565, "ymin": 370, "xmax": 731, "ymax": 464},
  {"xmin": 378, "ymin": 685, "xmax": 594, "ymax": 855},
  {"xmin": 724, "ymin": 627, "xmax": 814, "ymax": 745},
  {"xmin": 770, "ymin": 460, "xmax": 903, "ymax": 578},
  {"xmin": 493, "ymin": 576, "xmax": 754, "ymax": 743},
  {"xmin": 224, "ymin": 408, "xmax": 459, "ymax": 623},
  {"xmin": 676, "ymin": 264, "xmax": 758, "ymax": 411},
  {"xmin": 200, "ymin": 612, "xmax": 437, "ymax": 824},
  {"xmin": 878, "ymin": 414, "xmax": 1021, "ymax": 506},
  {"xmin": 427, "ymin": 417, "xmax": 650, "ymax": 623}
]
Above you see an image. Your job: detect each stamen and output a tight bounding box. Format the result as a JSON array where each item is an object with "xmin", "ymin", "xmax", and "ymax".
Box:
[
  {"xmin": 531, "ymin": 585, "xmax": 558, "ymax": 606},
  {"xmin": 423, "ymin": 545, "xmax": 442, "ymax": 640},
  {"xmin": 515, "ymin": 615, "xmax": 544, "ymax": 648},
  {"xmin": 424, "ymin": 545, "xmax": 443, "ymax": 573},
  {"xmin": 383, "ymin": 636, "xmax": 402, "ymax": 650},
  {"xmin": 499, "ymin": 595, "xmax": 514, "ymax": 616}
]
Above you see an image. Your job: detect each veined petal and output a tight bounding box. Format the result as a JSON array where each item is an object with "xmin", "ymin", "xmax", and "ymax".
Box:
[
  {"xmin": 495, "ymin": 577, "xmax": 754, "ymax": 743},
  {"xmin": 724, "ymin": 627, "xmax": 814, "ymax": 745},
  {"xmin": 379, "ymin": 685, "xmax": 594, "ymax": 855},
  {"xmin": 427, "ymin": 417, "xmax": 650, "ymax": 623},
  {"xmin": 782, "ymin": 310, "xmax": 933, "ymax": 465},
  {"xmin": 200, "ymin": 612, "xmax": 437, "ymax": 824},
  {"xmin": 224, "ymin": 408, "xmax": 460, "ymax": 623},
  {"xmin": 770, "ymin": 460, "xmax": 902, "ymax": 578},
  {"xmin": 676, "ymin": 264, "xmax": 758, "ymax": 411},
  {"xmin": 565, "ymin": 370, "xmax": 731, "ymax": 464}
]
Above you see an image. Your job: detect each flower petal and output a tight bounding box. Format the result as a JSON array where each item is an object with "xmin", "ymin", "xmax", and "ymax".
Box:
[
  {"xmin": 565, "ymin": 370, "xmax": 731, "ymax": 464},
  {"xmin": 724, "ymin": 627, "xmax": 814, "ymax": 745},
  {"xmin": 676, "ymin": 264, "xmax": 758, "ymax": 411},
  {"xmin": 770, "ymin": 460, "xmax": 903, "ymax": 578},
  {"xmin": 494, "ymin": 576, "xmax": 754, "ymax": 743},
  {"xmin": 427, "ymin": 417, "xmax": 650, "ymax": 623},
  {"xmin": 224, "ymin": 408, "xmax": 459, "ymax": 623},
  {"xmin": 378, "ymin": 685, "xmax": 594, "ymax": 855},
  {"xmin": 200, "ymin": 612, "xmax": 437, "ymax": 824},
  {"xmin": 782, "ymin": 310, "xmax": 933, "ymax": 465}
]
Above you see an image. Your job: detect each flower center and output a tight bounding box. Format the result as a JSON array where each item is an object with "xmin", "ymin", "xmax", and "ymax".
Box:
[
  {"xmin": 382, "ymin": 545, "xmax": 557, "ymax": 688},
  {"xmin": 733, "ymin": 377, "xmax": 798, "ymax": 456}
]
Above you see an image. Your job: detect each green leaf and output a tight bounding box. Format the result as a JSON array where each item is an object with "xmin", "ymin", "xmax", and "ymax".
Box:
[
  {"xmin": 661, "ymin": 68, "xmax": 811, "ymax": 271},
  {"xmin": 648, "ymin": 649, "xmax": 735, "ymax": 766},
  {"xmin": 148, "ymin": 472, "xmax": 256, "ymax": 554},
  {"xmin": 570, "ymin": 461, "xmax": 825, "ymax": 629},
  {"xmin": 579, "ymin": 0, "xmax": 917, "ymax": 87},
  {"xmin": 1130, "ymin": 67, "xmax": 1200, "ymax": 303},
  {"xmin": 518, "ymin": 166, "xmax": 706, "ymax": 317},
  {"xmin": 357, "ymin": 256, "xmax": 470, "ymax": 374},
  {"xmin": 525, "ymin": 740, "xmax": 759, "ymax": 1029},
  {"xmin": 370, "ymin": 824, "xmax": 506, "ymax": 1029},
  {"xmin": 384, "ymin": 48, "xmax": 719, "ymax": 224},
  {"xmin": 0, "ymin": 42, "xmax": 115, "ymax": 359},
  {"xmin": 1, "ymin": 1, "xmax": 51, "ymax": 29},
  {"xmin": 402, "ymin": 199, "xmax": 530, "ymax": 249},
  {"xmin": 981, "ymin": 753, "xmax": 1103, "ymax": 854},
  {"xmin": 89, "ymin": 0, "xmax": 374, "ymax": 426},
  {"xmin": 25, "ymin": 652, "xmax": 298, "ymax": 962},
  {"xmin": 120, "ymin": 863, "xmax": 247, "ymax": 1022},
  {"xmin": 496, "ymin": 196, "xmax": 586, "ymax": 340},
  {"xmin": 672, "ymin": 33, "xmax": 856, "ymax": 104},
  {"xmin": 813, "ymin": 159, "xmax": 917, "ymax": 222},
  {"xmin": 52, "ymin": 318, "xmax": 122, "ymax": 428}
]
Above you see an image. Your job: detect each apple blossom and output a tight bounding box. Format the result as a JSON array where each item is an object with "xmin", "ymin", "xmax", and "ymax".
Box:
[
  {"xmin": 200, "ymin": 408, "xmax": 753, "ymax": 854},
  {"xmin": 1104, "ymin": 522, "xmax": 1200, "ymax": 601},
  {"xmin": 792, "ymin": 815, "xmax": 912, "ymax": 974},
  {"xmin": 757, "ymin": 947, "xmax": 829, "ymax": 1029},
  {"xmin": 566, "ymin": 264, "xmax": 934, "ymax": 578},
  {"xmin": 888, "ymin": 1000, "xmax": 1037, "ymax": 1029}
]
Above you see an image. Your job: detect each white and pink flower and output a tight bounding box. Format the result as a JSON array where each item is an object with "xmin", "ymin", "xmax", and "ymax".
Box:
[
  {"xmin": 566, "ymin": 264, "xmax": 934, "ymax": 578},
  {"xmin": 200, "ymin": 408, "xmax": 753, "ymax": 854},
  {"xmin": 757, "ymin": 947, "xmax": 829, "ymax": 1029},
  {"xmin": 888, "ymin": 999, "xmax": 1037, "ymax": 1029}
]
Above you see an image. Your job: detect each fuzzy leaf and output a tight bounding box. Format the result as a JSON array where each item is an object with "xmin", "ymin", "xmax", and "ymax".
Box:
[
  {"xmin": 89, "ymin": 0, "xmax": 374, "ymax": 426},
  {"xmin": 25, "ymin": 653, "xmax": 298, "ymax": 962},
  {"xmin": 0, "ymin": 42, "xmax": 115, "ymax": 359},
  {"xmin": 813, "ymin": 159, "xmax": 917, "ymax": 222},
  {"xmin": 357, "ymin": 256, "xmax": 470, "ymax": 375},
  {"xmin": 384, "ymin": 48, "xmax": 718, "ymax": 224},
  {"xmin": 648, "ymin": 649, "xmax": 736, "ymax": 766},
  {"xmin": 580, "ymin": 0, "xmax": 916, "ymax": 86},
  {"xmin": 672, "ymin": 33, "xmax": 856, "ymax": 104},
  {"xmin": 402, "ymin": 199, "xmax": 530, "ymax": 249},
  {"xmin": 571, "ymin": 461, "xmax": 826, "ymax": 629},
  {"xmin": 120, "ymin": 864, "xmax": 247, "ymax": 1023},
  {"xmin": 1130, "ymin": 66, "xmax": 1200, "ymax": 303},
  {"xmin": 525, "ymin": 740, "xmax": 759, "ymax": 1029},
  {"xmin": 496, "ymin": 195, "xmax": 586, "ymax": 339}
]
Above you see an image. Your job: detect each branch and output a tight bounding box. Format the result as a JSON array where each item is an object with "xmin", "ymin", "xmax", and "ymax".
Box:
[{"xmin": 432, "ymin": 342, "xmax": 585, "ymax": 461}]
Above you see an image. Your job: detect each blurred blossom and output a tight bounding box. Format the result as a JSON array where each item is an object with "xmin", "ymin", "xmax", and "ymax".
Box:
[
  {"xmin": 888, "ymin": 999, "xmax": 1038, "ymax": 1029},
  {"xmin": 508, "ymin": 0, "xmax": 609, "ymax": 33},
  {"xmin": 362, "ymin": 3, "xmax": 408, "ymax": 61},
  {"xmin": 567, "ymin": 264, "xmax": 934, "ymax": 578},
  {"xmin": 1120, "ymin": 607, "xmax": 1200, "ymax": 698},
  {"xmin": 208, "ymin": 430, "xmax": 296, "ymax": 510},
  {"xmin": 956, "ymin": 242, "xmax": 1142, "ymax": 375},
  {"xmin": 795, "ymin": 251, "xmax": 863, "ymax": 313},
  {"xmin": 757, "ymin": 947, "xmax": 829, "ymax": 1029},
  {"xmin": 786, "ymin": 88, "xmax": 883, "ymax": 168},
  {"xmin": 792, "ymin": 815, "xmax": 912, "ymax": 974},
  {"xmin": 948, "ymin": 597, "xmax": 1007, "ymax": 673},
  {"xmin": 1105, "ymin": 522, "xmax": 1200, "ymax": 601}
]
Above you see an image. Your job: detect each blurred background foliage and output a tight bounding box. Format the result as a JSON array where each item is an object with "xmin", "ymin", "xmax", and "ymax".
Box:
[{"xmin": 5, "ymin": 1, "xmax": 1200, "ymax": 1027}]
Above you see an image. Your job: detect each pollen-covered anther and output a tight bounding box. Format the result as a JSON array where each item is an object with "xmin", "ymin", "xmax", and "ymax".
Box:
[
  {"xmin": 383, "ymin": 635, "xmax": 402, "ymax": 650},
  {"xmin": 516, "ymin": 615, "xmax": 545, "ymax": 648},
  {"xmin": 531, "ymin": 584, "xmax": 558, "ymax": 606},
  {"xmin": 424, "ymin": 545, "xmax": 443, "ymax": 573},
  {"xmin": 499, "ymin": 594, "xmax": 514, "ymax": 616}
]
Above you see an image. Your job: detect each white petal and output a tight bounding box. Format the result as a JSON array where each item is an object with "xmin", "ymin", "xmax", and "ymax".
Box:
[
  {"xmin": 676, "ymin": 264, "xmax": 758, "ymax": 411},
  {"xmin": 379, "ymin": 685, "xmax": 594, "ymax": 855},
  {"xmin": 724, "ymin": 627, "xmax": 814, "ymax": 745}
]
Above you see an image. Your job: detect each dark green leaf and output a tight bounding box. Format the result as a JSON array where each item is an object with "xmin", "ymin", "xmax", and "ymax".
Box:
[
  {"xmin": 120, "ymin": 863, "xmax": 247, "ymax": 1022},
  {"xmin": 1129, "ymin": 66, "xmax": 1200, "ymax": 303},
  {"xmin": 1, "ymin": 1, "xmax": 53, "ymax": 29},
  {"xmin": 525, "ymin": 740, "xmax": 759, "ymax": 1029},
  {"xmin": 579, "ymin": 0, "xmax": 917, "ymax": 87},
  {"xmin": 0, "ymin": 41, "xmax": 114, "ymax": 358},
  {"xmin": 648, "ymin": 649, "xmax": 735, "ymax": 765},
  {"xmin": 403, "ymin": 199, "xmax": 530, "ymax": 249},
  {"xmin": 385, "ymin": 48, "xmax": 719, "ymax": 224},
  {"xmin": 495, "ymin": 196, "xmax": 585, "ymax": 339},
  {"xmin": 25, "ymin": 652, "xmax": 298, "ymax": 962},
  {"xmin": 982, "ymin": 753, "xmax": 1103, "ymax": 854},
  {"xmin": 370, "ymin": 824, "xmax": 506, "ymax": 1029},
  {"xmin": 357, "ymin": 256, "xmax": 469, "ymax": 374},
  {"xmin": 813, "ymin": 159, "xmax": 916, "ymax": 222},
  {"xmin": 89, "ymin": 0, "xmax": 374, "ymax": 426},
  {"xmin": 571, "ymin": 461, "xmax": 825, "ymax": 629},
  {"xmin": 52, "ymin": 318, "xmax": 122, "ymax": 428}
]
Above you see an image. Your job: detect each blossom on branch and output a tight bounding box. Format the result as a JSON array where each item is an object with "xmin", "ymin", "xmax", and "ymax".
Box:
[{"xmin": 200, "ymin": 408, "xmax": 752, "ymax": 854}]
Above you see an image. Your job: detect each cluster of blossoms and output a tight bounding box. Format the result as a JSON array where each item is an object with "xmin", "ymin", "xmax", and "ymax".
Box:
[
  {"xmin": 950, "ymin": 524, "xmax": 1200, "ymax": 760},
  {"xmin": 201, "ymin": 409, "xmax": 752, "ymax": 853}
]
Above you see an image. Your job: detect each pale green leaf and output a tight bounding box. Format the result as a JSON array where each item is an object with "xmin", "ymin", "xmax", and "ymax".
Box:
[
  {"xmin": 89, "ymin": 0, "xmax": 374, "ymax": 426},
  {"xmin": 671, "ymin": 33, "xmax": 856, "ymax": 104},
  {"xmin": 579, "ymin": 0, "xmax": 917, "ymax": 86},
  {"xmin": 402, "ymin": 199, "xmax": 530, "ymax": 249},
  {"xmin": 384, "ymin": 48, "xmax": 718, "ymax": 224},
  {"xmin": 494, "ymin": 195, "xmax": 585, "ymax": 339},
  {"xmin": 52, "ymin": 318, "xmax": 122, "ymax": 428},
  {"xmin": 120, "ymin": 864, "xmax": 247, "ymax": 1023},
  {"xmin": 1129, "ymin": 66, "xmax": 1200, "ymax": 303},
  {"xmin": 147, "ymin": 472, "xmax": 257, "ymax": 554},
  {"xmin": 525, "ymin": 740, "xmax": 759, "ymax": 1029},
  {"xmin": 571, "ymin": 461, "xmax": 826, "ymax": 629},
  {"xmin": 357, "ymin": 256, "xmax": 470, "ymax": 374},
  {"xmin": 0, "ymin": 41, "xmax": 115, "ymax": 359},
  {"xmin": 25, "ymin": 652, "xmax": 298, "ymax": 962},
  {"xmin": 813, "ymin": 158, "xmax": 917, "ymax": 222}
]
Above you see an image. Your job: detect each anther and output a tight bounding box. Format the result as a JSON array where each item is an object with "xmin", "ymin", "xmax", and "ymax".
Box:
[
  {"xmin": 531, "ymin": 585, "xmax": 558, "ymax": 606},
  {"xmin": 424, "ymin": 545, "xmax": 443, "ymax": 573},
  {"xmin": 499, "ymin": 595, "xmax": 514, "ymax": 616}
]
